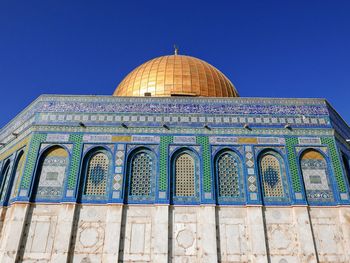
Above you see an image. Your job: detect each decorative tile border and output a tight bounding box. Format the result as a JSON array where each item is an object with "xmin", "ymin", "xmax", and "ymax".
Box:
[
  {"xmin": 298, "ymin": 137, "xmax": 321, "ymax": 145},
  {"xmin": 245, "ymin": 146, "xmax": 258, "ymax": 200},
  {"xmin": 2, "ymin": 95, "xmax": 344, "ymax": 147},
  {"xmin": 159, "ymin": 136, "xmax": 173, "ymax": 192},
  {"xmin": 20, "ymin": 133, "xmax": 47, "ymax": 192},
  {"xmin": 66, "ymin": 134, "xmax": 83, "ymax": 191},
  {"xmin": 112, "ymin": 143, "xmax": 125, "ymax": 199},
  {"xmin": 322, "ymin": 137, "xmax": 347, "ymax": 193},
  {"xmin": 46, "ymin": 134, "xmax": 70, "ymax": 142}
]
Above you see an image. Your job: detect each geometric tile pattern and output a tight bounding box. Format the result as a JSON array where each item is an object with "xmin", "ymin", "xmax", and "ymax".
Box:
[
  {"xmin": 303, "ymin": 169, "xmax": 329, "ymax": 190},
  {"xmin": 21, "ymin": 133, "xmax": 47, "ymax": 190},
  {"xmin": 127, "ymin": 148, "xmax": 156, "ymax": 203},
  {"xmin": 0, "ymin": 94, "xmax": 348, "ymax": 207},
  {"xmin": 10, "ymin": 151, "xmax": 26, "ymax": 200},
  {"xmin": 38, "ymin": 111, "xmax": 330, "ymax": 130},
  {"xmin": 285, "ymin": 137, "xmax": 302, "ymax": 192},
  {"xmin": 321, "ymin": 137, "xmax": 347, "ymax": 193},
  {"xmin": 83, "ymin": 152, "xmax": 108, "ymax": 196},
  {"xmin": 35, "ymin": 147, "xmax": 68, "ymax": 200},
  {"xmin": 36, "ymin": 96, "xmax": 329, "ymax": 116},
  {"xmin": 260, "ymin": 154, "xmax": 284, "ymax": 197},
  {"xmin": 159, "ymin": 136, "xmax": 173, "ymax": 191},
  {"xmin": 175, "ymin": 153, "xmax": 195, "ymax": 197},
  {"xmin": 172, "ymin": 149, "xmax": 200, "ymax": 203},
  {"xmin": 0, "ymin": 135, "xmax": 29, "ymax": 161},
  {"xmin": 196, "ymin": 136, "xmax": 211, "ymax": 193},
  {"xmin": 130, "ymin": 151, "xmax": 153, "ymax": 196},
  {"xmin": 258, "ymin": 150, "xmax": 290, "ymax": 203},
  {"xmin": 113, "ymin": 144, "xmax": 125, "ymax": 192},
  {"xmin": 300, "ymin": 149, "xmax": 334, "ymax": 203},
  {"xmin": 2, "ymin": 131, "xmax": 345, "ymax": 205},
  {"xmin": 217, "ymin": 152, "xmax": 240, "ymax": 197},
  {"xmin": 67, "ymin": 133, "xmax": 83, "ymax": 190},
  {"xmin": 245, "ymin": 146, "xmax": 257, "ymax": 193},
  {"xmin": 298, "ymin": 137, "xmax": 321, "ymax": 145}
]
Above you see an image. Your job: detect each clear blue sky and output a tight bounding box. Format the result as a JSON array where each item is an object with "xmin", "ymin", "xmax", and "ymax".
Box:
[{"xmin": 0, "ymin": 1, "xmax": 349, "ymax": 127}]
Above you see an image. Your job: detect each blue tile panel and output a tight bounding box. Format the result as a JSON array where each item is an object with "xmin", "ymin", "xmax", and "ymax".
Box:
[{"xmin": 0, "ymin": 96, "xmax": 349, "ymax": 206}]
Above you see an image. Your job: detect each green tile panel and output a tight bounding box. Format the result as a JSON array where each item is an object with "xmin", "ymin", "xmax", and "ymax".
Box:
[
  {"xmin": 67, "ymin": 133, "xmax": 83, "ymax": 189},
  {"xmin": 196, "ymin": 136, "xmax": 212, "ymax": 192},
  {"xmin": 285, "ymin": 137, "xmax": 302, "ymax": 192},
  {"xmin": 321, "ymin": 137, "xmax": 347, "ymax": 192},
  {"xmin": 159, "ymin": 136, "xmax": 173, "ymax": 191},
  {"xmin": 20, "ymin": 133, "xmax": 47, "ymax": 189}
]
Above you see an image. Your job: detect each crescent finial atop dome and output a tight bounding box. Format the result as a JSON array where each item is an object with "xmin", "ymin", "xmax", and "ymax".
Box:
[{"xmin": 174, "ymin": 44, "xmax": 179, "ymax": 55}]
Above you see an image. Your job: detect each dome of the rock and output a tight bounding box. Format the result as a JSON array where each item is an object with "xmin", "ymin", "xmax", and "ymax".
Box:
[{"xmin": 113, "ymin": 54, "xmax": 238, "ymax": 97}]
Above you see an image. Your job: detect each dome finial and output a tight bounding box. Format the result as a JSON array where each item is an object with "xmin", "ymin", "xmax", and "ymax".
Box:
[{"xmin": 173, "ymin": 44, "xmax": 179, "ymax": 55}]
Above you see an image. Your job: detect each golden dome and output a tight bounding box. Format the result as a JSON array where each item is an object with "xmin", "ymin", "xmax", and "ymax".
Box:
[{"xmin": 113, "ymin": 55, "xmax": 238, "ymax": 97}]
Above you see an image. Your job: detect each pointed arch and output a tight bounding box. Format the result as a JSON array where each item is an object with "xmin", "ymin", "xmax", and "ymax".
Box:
[
  {"xmin": 214, "ymin": 149, "xmax": 244, "ymax": 203},
  {"xmin": 300, "ymin": 149, "xmax": 334, "ymax": 203},
  {"xmin": 125, "ymin": 147, "xmax": 156, "ymax": 203},
  {"xmin": 258, "ymin": 149, "xmax": 290, "ymax": 203},
  {"xmin": 78, "ymin": 147, "xmax": 112, "ymax": 202},
  {"xmin": 171, "ymin": 148, "xmax": 200, "ymax": 204},
  {"xmin": 0, "ymin": 159, "xmax": 12, "ymax": 202},
  {"xmin": 31, "ymin": 146, "xmax": 69, "ymax": 201},
  {"xmin": 341, "ymin": 153, "xmax": 350, "ymax": 188},
  {"xmin": 9, "ymin": 150, "xmax": 25, "ymax": 201}
]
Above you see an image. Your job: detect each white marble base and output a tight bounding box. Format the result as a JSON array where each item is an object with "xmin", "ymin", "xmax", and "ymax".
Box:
[{"xmin": 0, "ymin": 204, "xmax": 349, "ymax": 262}]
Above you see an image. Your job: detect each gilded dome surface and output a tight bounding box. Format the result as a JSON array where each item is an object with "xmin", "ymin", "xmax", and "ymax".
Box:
[{"xmin": 113, "ymin": 55, "xmax": 238, "ymax": 97}]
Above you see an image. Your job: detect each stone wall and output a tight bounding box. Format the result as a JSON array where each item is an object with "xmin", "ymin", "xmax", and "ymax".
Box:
[{"xmin": 0, "ymin": 203, "xmax": 349, "ymax": 262}]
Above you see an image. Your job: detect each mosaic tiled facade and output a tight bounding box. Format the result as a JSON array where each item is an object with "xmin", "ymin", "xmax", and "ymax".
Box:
[
  {"xmin": 0, "ymin": 95, "xmax": 348, "ymax": 206},
  {"xmin": 217, "ymin": 152, "xmax": 240, "ymax": 197},
  {"xmin": 127, "ymin": 148, "xmax": 156, "ymax": 203},
  {"xmin": 0, "ymin": 55, "xmax": 350, "ymax": 262},
  {"xmin": 0, "ymin": 161, "xmax": 12, "ymax": 203},
  {"xmin": 259, "ymin": 150, "xmax": 290, "ymax": 203},
  {"xmin": 84, "ymin": 152, "xmax": 109, "ymax": 196},
  {"xmin": 260, "ymin": 153, "xmax": 284, "ymax": 197},
  {"xmin": 79, "ymin": 148, "xmax": 112, "ymax": 202},
  {"xmin": 33, "ymin": 146, "xmax": 69, "ymax": 201},
  {"xmin": 9, "ymin": 151, "xmax": 25, "ymax": 201},
  {"xmin": 300, "ymin": 149, "xmax": 334, "ymax": 203}
]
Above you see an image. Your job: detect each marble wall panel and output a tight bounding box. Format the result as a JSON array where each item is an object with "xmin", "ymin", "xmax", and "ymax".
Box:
[{"xmin": 309, "ymin": 208, "xmax": 348, "ymax": 262}]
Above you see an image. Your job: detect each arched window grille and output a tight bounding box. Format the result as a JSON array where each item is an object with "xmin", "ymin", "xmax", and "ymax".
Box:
[
  {"xmin": 10, "ymin": 151, "xmax": 25, "ymax": 200},
  {"xmin": 33, "ymin": 146, "xmax": 69, "ymax": 201},
  {"xmin": 172, "ymin": 149, "xmax": 200, "ymax": 203},
  {"xmin": 127, "ymin": 149, "xmax": 156, "ymax": 202},
  {"xmin": 175, "ymin": 153, "xmax": 195, "ymax": 196},
  {"xmin": 216, "ymin": 151, "xmax": 243, "ymax": 202},
  {"xmin": 83, "ymin": 152, "xmax": 109, "ymax": 197},
  {"xmin": 0, "ymin": 160, "xmax": 11, "ymax": 202},
  {"xmin": 259, "ymin": 150, "xmax": 289, "ymax": 203},
  {"xmin": 300, "ymin": 149, "xmax": 334, "ymax": 203}
]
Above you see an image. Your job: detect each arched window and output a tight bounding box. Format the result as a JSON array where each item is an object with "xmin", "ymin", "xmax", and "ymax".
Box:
[
  {"xmin": 172, "ymin": 149, "xmax": 200, "ymax": 203},
  {"xmin": 9, "ymin": 151, "xmax": 25, "ymax": 201},
  {"xmin": 175, "ymin": 153, "xmax": 195, "ymax": 196},
  {"xmin": 83, "ymin": 151, "xmax": 109, "ymax": 197},
  {"xmin": 259, "ymin": 150, "xmax": 289, "ymax": 203},
  {"xmin": 342, "ymin": 154, "xmax": 350, "ymax": 188},
  {"xmin": 300, "ymin": 149, "xmax": 334, "ymax": 203},
  {"xmin": 127, "ymin": 149, "xmax": 156, "ymax": 202},
  {"xmin": 32, "ymin": 146, "xmax": 69, "ymax": 201},
  {"xmin": 0, "ymin": 160, "xmax": 11, "ymax": 202},
  {"xmin": 215, "ymin": 150, "xmax": 244, "ymax": 202}
]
